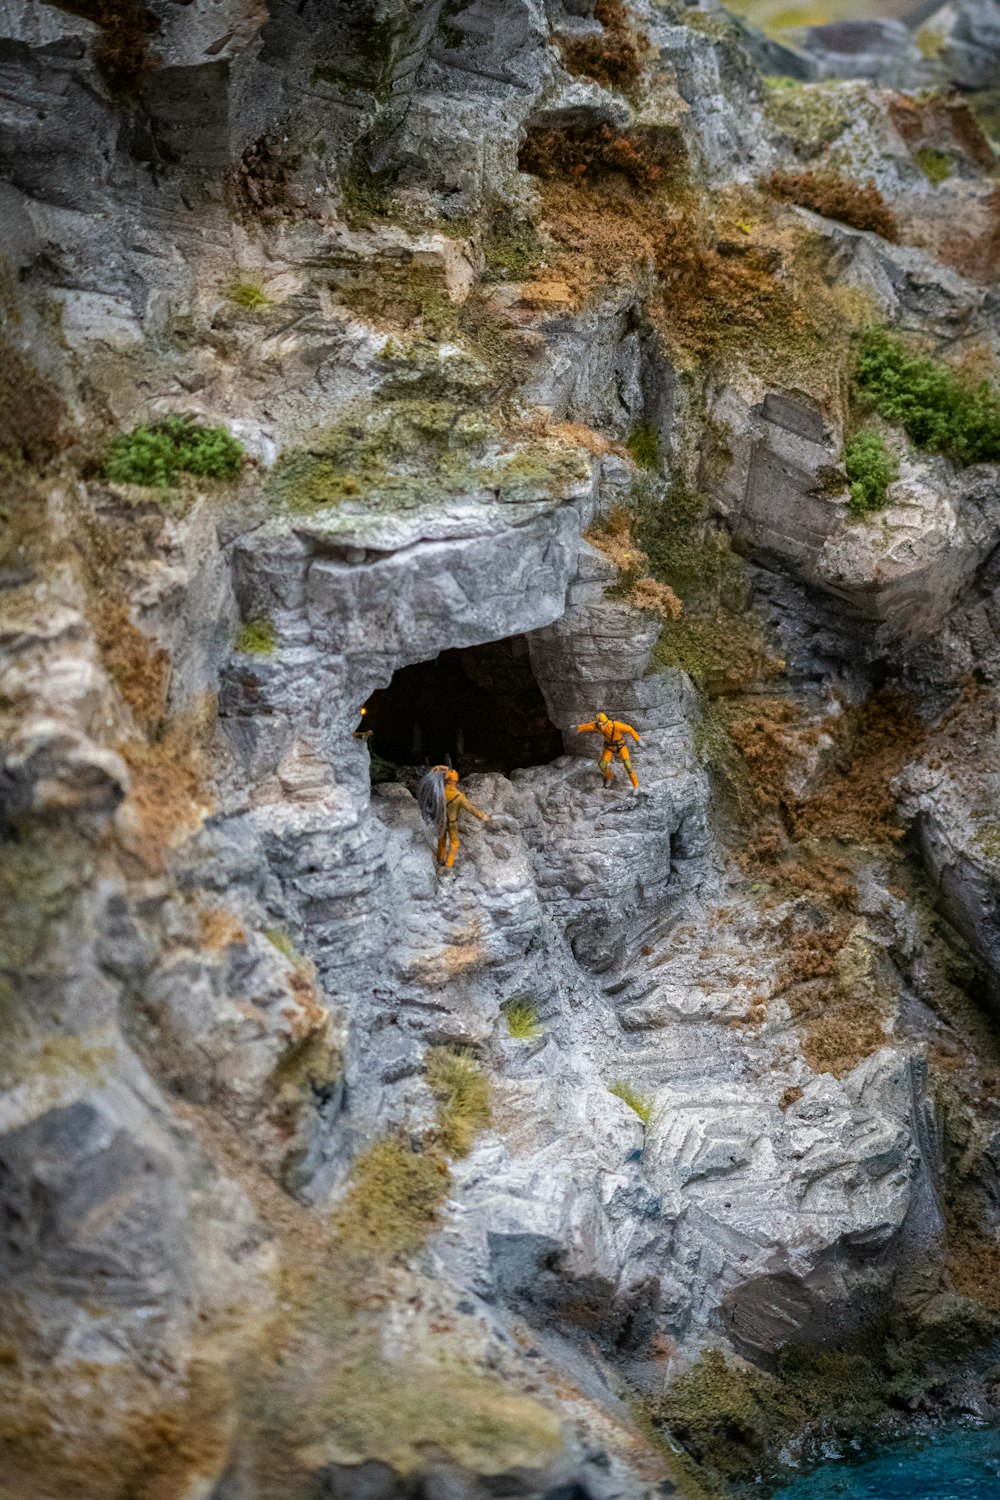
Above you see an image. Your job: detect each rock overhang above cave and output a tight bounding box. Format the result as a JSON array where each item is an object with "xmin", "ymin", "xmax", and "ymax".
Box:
[
  {"xmin": 255, "ymin": 449, "xmax": 597, "ymax": 554},
  {"xmin": 281, "ymin": 497, "xmax": 580, "ymax": 554}
]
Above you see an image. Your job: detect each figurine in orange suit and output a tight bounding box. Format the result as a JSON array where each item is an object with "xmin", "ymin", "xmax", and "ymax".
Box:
[
  {"xmin": 417, "ymin": 766, "xmax": 490, "ymax": 869},
  {"xmin": 575, "ymin": 711, "xmax": 641, "ymax": 788}
]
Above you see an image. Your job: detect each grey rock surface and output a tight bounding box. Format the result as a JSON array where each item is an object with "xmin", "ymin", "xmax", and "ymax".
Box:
[{"xmin": 2, "ymin": 0, "xmax": 1000, "ymax": 1494}]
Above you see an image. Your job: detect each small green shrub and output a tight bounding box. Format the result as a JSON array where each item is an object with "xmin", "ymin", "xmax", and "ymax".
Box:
[
  {"xmin": 228, "ymin": 279, "xmax": 272, "ymax": 308},
  {"xmin": 236, "ymin": 618, "xmax": 277, "ymax": 654},
  {"xmin": 105, "ymin": 416, "xmax": 245, "ymax": 487},
  {"xmin": 426, "ymin": 1048, "xmax": 491, "ymax": 1158},
  {"xmin": 843, "ymin": 428, "xmax": 899, "ymax": 516},
  {"xmin": 609, "ymin": 1078, "xmax": 652, "ymax": 1124},
  {"xmin": 854, "ymin": 328, "xmax": 1000, "ymax": 466},
  {"xmin": 627, "ymin": 423, "xmax": 659, "ymax": 470},
  {"xmin": 914, "ymin": 146, "xmax": 952, "ymax": 185},
  {"xmin": 503, "ymin": 1000, "xmax": 543, "ymax": 1040}
]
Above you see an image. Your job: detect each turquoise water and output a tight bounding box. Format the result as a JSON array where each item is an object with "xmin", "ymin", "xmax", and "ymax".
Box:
[{"xmin": 768, "ymin": 1426, "xmax": 1000, "ymax": 1499}]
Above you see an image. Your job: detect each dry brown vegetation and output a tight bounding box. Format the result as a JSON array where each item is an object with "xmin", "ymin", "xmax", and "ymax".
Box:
[
  {"xmin": 91, "ymin": 595, "xmax": 172, "ymax": 726},
  {"xmin": 791, "ymin": 691, "xmax": 923, "ymax": 845},
  {"xmin": 777, "ymin": 919, "xmax": 888, "ymax": 1076},
  {"xmin": 519, "ymin": 122, "xmax": 684, "ymax": 191},
  {"xmin": 721, "ymin": 691, "xmax": 926, "ymax": 1075},
  {"xmin": 119, "ymin": 697, "xmax": 215, "ymax": 864},
  {"xmin": 586, "ymin": 507, "xmax": 682, "ymax": 620},
  {"xmin": 556, "ymin": 0, "xmax": 646, "ymax": 91},
  {"xmin": 0, "ymin": 339, "xmax": 72, "ymax": 586},
  {"xmin": 524, "ymin": 172, "xmax": 848, "ymax": 380},
  {"xmin": 52, "ymin": 0, "xmax": 159, "ymax": 94},
  {"xmin": 763, "ymin": 169, "xmax": 899, "ymax": 241}
]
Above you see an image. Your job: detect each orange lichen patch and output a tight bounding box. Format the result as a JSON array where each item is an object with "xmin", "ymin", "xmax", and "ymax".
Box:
[
  {"xmin": 556, "ymin": 0, "xmax": 646, "ymax": 91},
  {"xmin": 519, "ymin": 123, "xmax": 685, "ymax": 191},
  {"xmin": 790, "ymin": 690, "xmax": 923, "ymax": 846},
  {"xmin": 119, "ymin": 697, "xmax": 214, "ymax": 864},
  {"xmin": 587, "ymin": 507, "xmax": 682, "ymax": 620},
  {"xmin": 932, "ymin": 186, "xmax": 1000, "ymax": 283},
  {"xmin": 763, "ymin": 169, "xmax": 899, "ymax": 241},
  {"xmin": 887, "ymin": 92, "xmax": 995, "ymax": 172},
  {"xmin": 509, "ymin": 414, "xmax": 623, "ymax": 459},
  {"xmin": 288, "ymin": 966, "xmax": 329, "ymax": 1035},
  {"xmin": 91, "ymin": 595, "xmax": 171, "ymax": 726},
  {"xmin": 197, "ymin": 906, "xmax": 246, "ymax": 951}
]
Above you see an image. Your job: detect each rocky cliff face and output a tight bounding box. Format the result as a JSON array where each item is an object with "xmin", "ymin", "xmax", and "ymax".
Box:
[{"xmin": 3, "ymin": 0, "xmax": 1000, "ymax": 1496}]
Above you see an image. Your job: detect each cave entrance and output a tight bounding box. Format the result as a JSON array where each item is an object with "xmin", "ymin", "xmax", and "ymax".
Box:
[{"xmin": 364, "ymin": 635, "xmax": 563, "ymax": 777}]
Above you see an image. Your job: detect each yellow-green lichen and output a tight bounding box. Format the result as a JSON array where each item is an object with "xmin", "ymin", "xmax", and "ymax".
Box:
[
  {"xmin": 268, "ymin": 401, "xmax": 590, "ymax": 516},
  {"xmin": 762, "ymin": 77, "xmax": 853, "ymax": 158}
]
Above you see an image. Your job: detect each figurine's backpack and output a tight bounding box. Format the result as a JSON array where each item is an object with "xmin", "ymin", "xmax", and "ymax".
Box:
[{"xmin": 417, "ymin": 766, "xmax": 448, "ymax": 838}]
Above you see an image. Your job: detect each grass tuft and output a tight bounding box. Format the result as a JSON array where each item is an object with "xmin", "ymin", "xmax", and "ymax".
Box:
[
  {"xmin": 854, "ymin": 327, "xmax": 1000, "ymax": 465},
  {"xmin": 332, "ymin": 1138, "xmax": 451, "ymax": 1258},
  {"xmin": 265, "ymin": 928, "xmax": 299, "ymax": 963},
  {"xmin": 502, "ymin": 1000, "xmax": 543, "ymax": 1040},
  {"xmin": 843, "ymin": 427, "xmax": 898, "ymax": 516},
  {"xmin": 609, "ymin": 1079, "xmax": 652, "ymax": 1124},
  {"xmin": 627, "ymin": 423, "xmax": 659, "ymax": 470},
  {"xmin": 105, "ymin": 416, "xmax": 244, "ymax": 488},
  {"xmin": 228, "ymin": 280, "xmax": 272, "ymax": 309},
  {"xmin": 236, "ymin": 619, "xmax": 277, "ymax": 654},
  {"xmin": 426, "ymin": 1048, "xmax": 491, "ymax": 1158}
]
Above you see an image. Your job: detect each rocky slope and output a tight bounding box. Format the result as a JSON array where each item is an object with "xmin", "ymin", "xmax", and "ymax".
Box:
[{"xmin": 3, "ymin": 0, "xmax": 1000, "ymax": 1496}]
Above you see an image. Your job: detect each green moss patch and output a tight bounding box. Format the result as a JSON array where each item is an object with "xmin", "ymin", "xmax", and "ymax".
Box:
[
  {"xmin": 482, "ymin": 204, "xmax": 544, "ymax": 280},
  {"xmin": 268, "ymin": 401, "xmax": 589, "ymax": 515},
  {"xmin": 653, "ymin": 1342, "xmax": 942, "ymax": 1493},
  {"xmin": 914, "ymin": 146, "xmax": 952, "ymax": 185},
  {"xmin": 854, "ymin": 328, "xmax": 1000, "ymax": 465},
  {"xmin": 333, "ymin": 1138, "xmax": 451, "ymax": 1258},
  {"xmin": 236, "ymin": 619, "xmax": 277, "ymax": 655},
  {"xmin": 762, "ymin": 78, "xmax": 852, "ymax": 158},
  {"xmin": 105, "ymin": 417, "xmax": 244, "ymax": 488},
  {"xmin": 843, "ymin": 427, "xmax": 899, "ymax": 516},
  {"xmin": 627, "ymin": 423, "xmax": 659, "ymax": 470}
]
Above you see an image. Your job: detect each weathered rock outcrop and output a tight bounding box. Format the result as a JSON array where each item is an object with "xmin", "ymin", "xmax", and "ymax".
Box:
[{"xmin": 3, "ymin": 0, "xmax": 1000, "ymax": 1496}]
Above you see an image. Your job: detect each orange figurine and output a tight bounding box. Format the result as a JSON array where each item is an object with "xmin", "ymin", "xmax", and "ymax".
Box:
[
  {"xmin": 575, "ymin": 711, "xmax": 641, "ymax": 789},
  {"xmin": 417, "ymin": 765, "xmax": 490, "ymax": 869}
]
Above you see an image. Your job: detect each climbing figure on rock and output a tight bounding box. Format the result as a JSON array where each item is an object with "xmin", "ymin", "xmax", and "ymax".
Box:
[
  {"xmin": 417, "ymin": 765, "xmax": 490, "ymax": 870},
  {"xmin": 575, "ymin": 712, "xmax": 641, "ymax": 789}
]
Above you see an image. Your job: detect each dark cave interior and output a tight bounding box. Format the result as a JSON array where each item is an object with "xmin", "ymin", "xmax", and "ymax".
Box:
[{"xmin": 363, "ymin": 635, "xmax": 564, "ymax": 777}]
